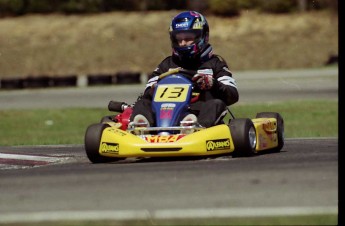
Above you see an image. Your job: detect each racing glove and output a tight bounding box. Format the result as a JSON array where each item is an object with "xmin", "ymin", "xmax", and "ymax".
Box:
[
  {"xmin": 192, "ymin": 69, "xmax": 214, "ymax": 90},
  {"xmin": 146, "ymin": 75, "xmax": 159, "ymax": 89},
  {"xmin": 143, "ymin": 75, "xmax": 159, "ymax": 98}
]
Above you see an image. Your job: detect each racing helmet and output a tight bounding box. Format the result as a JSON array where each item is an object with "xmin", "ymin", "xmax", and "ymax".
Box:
[{"xmin": 169, "ymin": 11, "xmax": 209, "ymax": 60}]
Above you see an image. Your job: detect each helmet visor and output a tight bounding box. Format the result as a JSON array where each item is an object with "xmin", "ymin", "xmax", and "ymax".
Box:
[{"xmin": 171, "ymin": 30, "xmax": 202, "ymax": 48}]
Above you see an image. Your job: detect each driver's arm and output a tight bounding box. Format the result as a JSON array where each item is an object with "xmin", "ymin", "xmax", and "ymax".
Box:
[
  {"xmin": 210, "ymin": 56, "xmax": 239, "ymax": 106},
  {"xmin": 143, "ymin": 57, "xmax": 178, "ymax": 99}
]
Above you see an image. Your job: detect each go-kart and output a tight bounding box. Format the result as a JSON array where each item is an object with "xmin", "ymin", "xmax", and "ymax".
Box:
[{"xmin": 84, "ymin": 68, "xmax": 284, "ymax": 163}]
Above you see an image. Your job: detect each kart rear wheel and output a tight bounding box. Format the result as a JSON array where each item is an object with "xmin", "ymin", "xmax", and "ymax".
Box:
[
  {"xmin": 229, "ymin": 118, "xmax": 257, "ymax": 157},
  {"xmin": 85, "ymin": 123, "xmax": 124, "ymax": 163},
  {"xmin": 256, "ymin": 112, "xmax": 284, "ymax": 152}
]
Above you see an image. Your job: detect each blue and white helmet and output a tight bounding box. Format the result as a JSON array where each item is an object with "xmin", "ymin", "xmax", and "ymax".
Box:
[{"xmin": 169, "ymin": 11, "xmax": 210, "ymax": 60}]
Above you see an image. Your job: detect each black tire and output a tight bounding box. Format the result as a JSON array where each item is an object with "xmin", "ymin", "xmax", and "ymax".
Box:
[
  {"xmin": 256, "ymin": 112, "xmax": 284, "ymax": 152},
  {"xmin": 100, "ymin": 115, "xmax": 115, "ymax": 123},
  {"xmin": 229, "ymin": 118, "xmax": 257, "ymax": 157},
  {"xmin": 84, "ymin": 123, "xmax": 124, "ymax": 163}
]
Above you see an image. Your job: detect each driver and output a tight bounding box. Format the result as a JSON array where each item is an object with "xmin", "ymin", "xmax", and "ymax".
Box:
[{"xmin": 130, "ymin": 11, "xmax": 239, "ymax": 128}]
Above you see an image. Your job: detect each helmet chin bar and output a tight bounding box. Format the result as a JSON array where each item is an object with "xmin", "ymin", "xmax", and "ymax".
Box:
[{"xmin": 174, "ymin": 43, "xmax": 199, "ymax": 60}]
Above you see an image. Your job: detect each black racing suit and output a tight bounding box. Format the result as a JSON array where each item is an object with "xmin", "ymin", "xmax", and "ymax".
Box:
[{"xmin": 130, "ymin": 47, "xmax": 239, "ymax": 128}]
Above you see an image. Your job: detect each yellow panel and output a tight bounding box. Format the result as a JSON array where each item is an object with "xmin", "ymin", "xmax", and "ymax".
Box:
[
  {"xmin": 252, "ymin": 118, "xmax": 278, "ymax": 151},
  {"xmin": 98, "ymin": 125, "xmax": 235, "ymax": 158},
  {"xmin": 153, "ymin": 84, "xmax": 190, "ymax": 102}
]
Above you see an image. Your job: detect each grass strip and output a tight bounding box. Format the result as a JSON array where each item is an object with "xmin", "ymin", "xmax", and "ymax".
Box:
[{"xmin": 0, "ymin": 100, "xmax": 337, "ymax": 146}]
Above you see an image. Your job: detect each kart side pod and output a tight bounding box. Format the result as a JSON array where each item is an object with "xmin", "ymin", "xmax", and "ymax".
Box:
[{"xmin": 254, "ymin": 112, "xmax": 284, "ymax": 153}]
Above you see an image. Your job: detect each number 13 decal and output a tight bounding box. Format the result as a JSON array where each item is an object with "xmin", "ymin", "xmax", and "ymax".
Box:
[{"xmin": 154, "ymin": 84, "xmax": 190, "ymax": 102}]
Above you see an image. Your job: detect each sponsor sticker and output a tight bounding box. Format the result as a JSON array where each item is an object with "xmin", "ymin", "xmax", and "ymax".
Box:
[
  {"xmin": 146, "ymin": 135, "xmax": 185, "ymax": 143},
  {"xmin": 175, "ymin": 22, "xmax": 189, "ymax": 28},
  {"xmin": 206, "ymin": 138, "xmax": 230, "ymax": 151},
  {"xmin": 161, "ymin": 103, "xmax": 176, "ymax": 109},
  {"xmin": 192, "ymin": 21, "xmax": 203, "ymax": 29},
  {"xmin": 160, "ymin": 103, "xmax": 176, "ymax": 119},
  {"xmin": 263, "ymin": 120, "xmax": 276, "ymax": 132},
  {"xmin": 100, "ymin": 142, "xmax": 119, "ymax": 154},
  {"xmin": 160, "ymin": 109, "xmax": 173, "ymax": 119}
]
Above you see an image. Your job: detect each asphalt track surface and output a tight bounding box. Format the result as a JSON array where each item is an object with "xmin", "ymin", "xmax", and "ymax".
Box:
[{"xmin": 0, "ymin": 68, "xmax": 339, "ymax": 223}]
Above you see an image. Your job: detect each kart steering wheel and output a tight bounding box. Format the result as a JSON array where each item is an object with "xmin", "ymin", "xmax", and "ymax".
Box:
[{"xmin": 158, "ymin": 68, "xmax": 196, "ymax": 81}]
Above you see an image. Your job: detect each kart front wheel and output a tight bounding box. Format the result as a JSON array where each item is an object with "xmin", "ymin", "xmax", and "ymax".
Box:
[
  {"xmin": 256, "ymin": 112, "xmax": 284, "ymax": 152},
  {"xmin": 84, "ymin": 123, "xmax": 124, "ymax": 163},
  {"xmin": 100, "ymin": 115, "xmax": 115, "ymax": 123},
  {"xmin": 229, "ymin": 118, "xmax": 257, "ymax": 157}
]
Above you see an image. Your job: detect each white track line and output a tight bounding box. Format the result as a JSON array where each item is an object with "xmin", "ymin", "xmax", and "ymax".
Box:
[
  {"xmin": 0, "ymin": 153, "xmax": 72, "ymax": 170},
  {"xmin": 154, "ymin": 206, "xmax": 338, "ymax": 219},
  {"xmin": 0, "ymin": 164, "xmax": 26, "ymax": 170},
  {"xmin": 0, "ymin": 153, "xmax": 60, "ymax": 162},
  {"xmin": 0, "ymin": 206, "xmax": 338, "ymax": 223}
]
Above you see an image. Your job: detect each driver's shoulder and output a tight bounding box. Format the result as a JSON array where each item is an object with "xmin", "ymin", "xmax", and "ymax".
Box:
[
  {"xmin": 210, "ymin": 54, "xmax": 227, "ymax": 63},
  {"xmin": 201, "ymin": 54, "xmax": 227, "ymax": 68}
]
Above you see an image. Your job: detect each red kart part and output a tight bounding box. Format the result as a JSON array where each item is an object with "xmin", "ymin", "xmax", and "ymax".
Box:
[{"xmin": 115, "ymin": 107, "xmax": 133, "ymax": 130}]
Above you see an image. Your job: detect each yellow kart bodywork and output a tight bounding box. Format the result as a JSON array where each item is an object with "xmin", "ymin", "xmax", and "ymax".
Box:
[
  {"xmin": 252, "ymin": 118, "xmax": 279, "ymax": 151},
  {"xmin": 96, "ymin": 117, "xmax": 279, "ymax": 158},
  {"xmin": 99, "ymin": 124, "xmax": 233, "ymax": 158}
]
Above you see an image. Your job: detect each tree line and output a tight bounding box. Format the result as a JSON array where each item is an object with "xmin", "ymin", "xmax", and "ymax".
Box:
[{"xmin": 0, "ymin": 0, "xmax": 338, "ymax": 17}]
